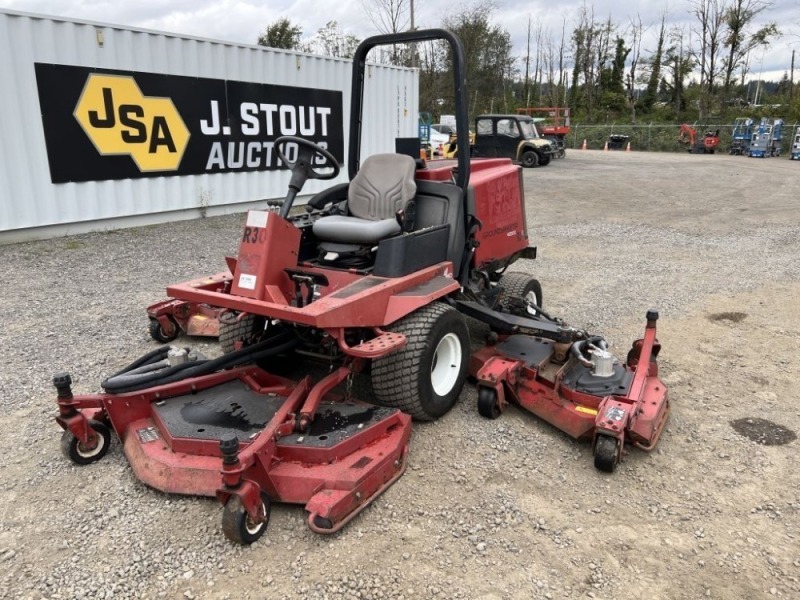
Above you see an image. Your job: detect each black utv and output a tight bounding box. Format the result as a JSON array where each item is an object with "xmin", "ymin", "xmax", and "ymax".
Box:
[{"xmin": 472, "ymin": 114, "xmax": 555, "ymax": 167}]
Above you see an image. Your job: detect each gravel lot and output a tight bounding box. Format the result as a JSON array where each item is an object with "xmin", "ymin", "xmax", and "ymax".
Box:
[{"xmin": 1, "ymin": 150, "xmax": 799, "ymax": 600}]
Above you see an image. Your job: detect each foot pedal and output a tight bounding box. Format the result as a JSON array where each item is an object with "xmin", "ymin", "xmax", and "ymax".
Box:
[{"xmin": 345, "ymin": 332, "xmax": 407, "ymax": 358}]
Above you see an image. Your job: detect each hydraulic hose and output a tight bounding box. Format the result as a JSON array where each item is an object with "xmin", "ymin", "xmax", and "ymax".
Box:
[
  {"xmin": 570, "ymin": 335, "xmax": 608, "ymax": 367},
  {"xmin": 101, "ymin": 332, "xmax": 299, "ymax": 394}
]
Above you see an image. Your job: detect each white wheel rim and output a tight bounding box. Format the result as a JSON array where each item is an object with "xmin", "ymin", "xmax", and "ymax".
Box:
[
  {"xmin": 524, "ymin": 290, "xmax": 539, "ymax": 316},
  {"xmin": 430, "ymin": 333, "xmax": 462, "ymax": 397},
  {"xmin": 245, "ymin": 502, "xmax": 266, "ymax": 535},
  {"xmin": 77, "ymin": 433, "xmax": 105, "ymax": 459}
]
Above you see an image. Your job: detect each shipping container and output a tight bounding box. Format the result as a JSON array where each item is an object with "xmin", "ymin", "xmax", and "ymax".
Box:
[{"xmin": 0, "ymin": 9, "xmax": 419, "ymax": 242}]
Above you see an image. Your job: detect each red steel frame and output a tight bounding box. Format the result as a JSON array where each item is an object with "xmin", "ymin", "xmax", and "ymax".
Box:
[
  {"xmin": 470, "ymin": 313, "xmax": 669, "ymax": 461},
  {"xmin": 55, "ymin": 366, "xmax": 411, "ymax": 533}
]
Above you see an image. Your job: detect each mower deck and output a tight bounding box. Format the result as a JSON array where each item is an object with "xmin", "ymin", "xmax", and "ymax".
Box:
[
  {"xmin": 55, "ymin": 366, "xmax": 411, "ymax": 541},
  {"xmin": 469, "ymin": 311, "xmax": 669, "ymax": 471}
]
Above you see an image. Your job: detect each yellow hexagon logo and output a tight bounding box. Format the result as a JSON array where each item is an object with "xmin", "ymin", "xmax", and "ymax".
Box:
[{"xmin": 74, "ymin": 74, "xmax": 190, "ymax": 172}]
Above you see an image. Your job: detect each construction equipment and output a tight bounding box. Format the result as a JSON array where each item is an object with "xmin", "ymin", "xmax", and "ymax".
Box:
[
  {"xmin": 678, "ymin": 123, "xmax": 720, "ymax": 154},
  {"xmin": 56, "ymin": 28, "xmax": 669, "ymax": 546},
  {"xmin": 749, "ymin": 118, "xmax": 784, "ymax": 158},
  {"xmin": 472, "ymin": 114, "xmax": 555, "ymax": 167},
  {"xmin": 730, "ymin": 118, "xmax": 754, "ymax": 155},
  {"xmin": 791, "ymin": 126, "xmax": 800, "ymax": 160}
]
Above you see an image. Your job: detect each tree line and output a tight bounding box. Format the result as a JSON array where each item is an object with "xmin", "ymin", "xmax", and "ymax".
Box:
[{"xmin": 257, "ymin": 0, "xmax": 798, "ymax": 124}]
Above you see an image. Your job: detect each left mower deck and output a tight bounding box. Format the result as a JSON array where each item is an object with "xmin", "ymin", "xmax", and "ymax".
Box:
[{"xmin": 55, "ymin": 366, "xmax": 410, "ymax": 543}]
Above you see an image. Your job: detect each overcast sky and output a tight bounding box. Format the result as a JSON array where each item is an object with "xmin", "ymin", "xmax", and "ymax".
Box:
[{"xmin": 2, "ymin": 0, "xmax": 797, "ymax": 83}]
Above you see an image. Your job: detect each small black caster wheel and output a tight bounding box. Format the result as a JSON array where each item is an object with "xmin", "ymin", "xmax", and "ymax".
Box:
[
  {"xmin": 60, "ymin": 420, "xmax": 111, "ymax": 465},
  {"xmin": 477, "ymin": 387, "xmax": 501, "ymax": 420},
  {"xmin": 149, "ymin": 317, "xmax": 179, "ymax": 343},
  {"xmin": 313, "ymin": 516, "xmax": 334, "ymax": 530},
  {"xmin": 593, "ymin": 435, "xmax": 619, "ymax": 473},
  {"xmin": 222, "ymin": 493, "xmax": 271, "ymax": 545}
]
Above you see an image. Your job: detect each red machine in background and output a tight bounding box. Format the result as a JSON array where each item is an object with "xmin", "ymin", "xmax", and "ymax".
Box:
[
  {"xmin": 679, "ymin": 123, "xmax": 720, "ymax": 154},
  {"xmin": 54, "ymin": 30, "xmax": 669, "ymax": 546}
]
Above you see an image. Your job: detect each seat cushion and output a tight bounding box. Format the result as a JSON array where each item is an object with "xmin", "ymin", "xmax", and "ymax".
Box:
[{"xmin": 313, "ymin": 215, "xmax": 401, "ymax": 245}]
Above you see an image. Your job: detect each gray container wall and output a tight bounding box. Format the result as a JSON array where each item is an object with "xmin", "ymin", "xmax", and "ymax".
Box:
[{"xmin": 0, "ymin": 10, "xmax": 419, "ymax": 238}]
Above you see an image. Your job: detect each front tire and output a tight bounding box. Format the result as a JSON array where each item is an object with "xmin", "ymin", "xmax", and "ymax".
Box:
[
  {"xmin": 520, "ymin": 151, "xmax": 538, "ymax": 168},
  {"xmin": 372, "ymin": 303, "xmax": 469, "ymax": 421},
  {"xmin": 538, "ymin": 153, "xmax": 551, "ymax": 166}
]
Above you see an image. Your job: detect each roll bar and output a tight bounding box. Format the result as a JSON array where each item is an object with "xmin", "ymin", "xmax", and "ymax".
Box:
[{"xmin": 348, "ymin": 28, "xmax": 470, "ymax": 191}]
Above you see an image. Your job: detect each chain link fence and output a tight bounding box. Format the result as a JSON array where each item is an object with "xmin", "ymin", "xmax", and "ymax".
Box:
[{"xmin": 567, "ymin": 123, "xmax": 800, "ymax": 153}]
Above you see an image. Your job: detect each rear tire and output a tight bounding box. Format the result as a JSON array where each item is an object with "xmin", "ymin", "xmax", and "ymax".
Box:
[
  {"xmin": 497, "ymin": 272, "xmax": 543, "ymax": 317},
  {"xmin": 520, "ymin": 151, "xmax": 538, "ymax": 168},
  {"xmin": 219, "ymin": 314, "xmax": 263, "ymax": 354},
  {"xmin": 372, "ymin": 303, "xmax": 469, "ymax": 421}
]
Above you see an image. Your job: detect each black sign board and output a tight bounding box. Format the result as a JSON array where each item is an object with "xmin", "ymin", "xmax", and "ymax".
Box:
[{"xmin": 34, "ymin": 63, "xmax": 345, "ymax": 183}]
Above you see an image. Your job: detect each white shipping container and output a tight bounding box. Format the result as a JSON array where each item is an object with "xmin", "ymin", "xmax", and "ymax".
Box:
[{"xmin": 0, "ymin": 9, "xmax": 419, "ymax": 242}]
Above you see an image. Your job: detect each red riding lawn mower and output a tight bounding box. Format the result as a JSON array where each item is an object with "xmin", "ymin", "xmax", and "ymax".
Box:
[{"xmin": 54, "ymin": 30, "xmax": 670, "ymax": 545}]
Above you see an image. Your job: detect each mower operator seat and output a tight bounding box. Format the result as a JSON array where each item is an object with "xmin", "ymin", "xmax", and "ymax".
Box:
[{"xmin": 312, "ymin": 153, "xmax": 417, "ymax": 245}]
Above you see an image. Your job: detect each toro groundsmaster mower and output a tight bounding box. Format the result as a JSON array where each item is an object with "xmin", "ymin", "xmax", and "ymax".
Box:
[{"xmin": 55, "ymin": 29, "xmax": 669, "ymax": 545}]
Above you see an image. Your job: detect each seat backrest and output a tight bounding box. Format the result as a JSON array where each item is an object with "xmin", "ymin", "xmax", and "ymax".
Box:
[{"xmin": 348, "ymin": 154, "xmax": 417, "ymax": 220}]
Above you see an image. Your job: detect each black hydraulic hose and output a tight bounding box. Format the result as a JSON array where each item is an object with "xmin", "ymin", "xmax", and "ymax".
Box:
[
  {"xmin": 101, "ymin": 333, "xmax": 298, "ymax": 394},
  {"xmin": 106, "ymin": 346, "xmax": 171, "ymax": 379},
  {"xmin": 570, "ymin": 336, "xmax": 607, "ymax": 366}
]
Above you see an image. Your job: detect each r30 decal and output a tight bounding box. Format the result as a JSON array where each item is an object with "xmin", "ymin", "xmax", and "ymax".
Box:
[
  {"xmin": 242, "ymin": 227, "xmax": 268, "ymax": 244},
  {"xmin": 74, "ymin": 74, "xmax": 190, "ymax": 171}
]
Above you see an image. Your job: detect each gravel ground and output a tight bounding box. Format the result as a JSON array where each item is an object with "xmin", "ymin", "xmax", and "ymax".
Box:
[{"xmin": 1, "ymin": 150, "xmax": 799, "ymax": 599}]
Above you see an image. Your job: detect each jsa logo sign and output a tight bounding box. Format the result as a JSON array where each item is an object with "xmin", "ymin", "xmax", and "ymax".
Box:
[{"xmin": 73, "ymin": 74, "xmax": 190, "ymax": 171}]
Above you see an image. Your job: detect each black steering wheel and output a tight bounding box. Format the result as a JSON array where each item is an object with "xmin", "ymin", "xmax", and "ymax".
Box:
[
  {"xmin": 275, "ymin": 136, "xmax": 340, "ymax": 183},
  {"xmin": 274, "ymin": 136, "xmax": 341, "ymax": 218}
]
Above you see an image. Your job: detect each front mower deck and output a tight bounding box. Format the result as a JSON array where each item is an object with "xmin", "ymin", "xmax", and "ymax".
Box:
[{"xmin": 55, "ymin": 366, "xmax": 411, "ymax": 542}]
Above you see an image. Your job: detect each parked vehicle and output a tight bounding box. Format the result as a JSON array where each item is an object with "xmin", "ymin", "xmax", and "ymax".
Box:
[
  {"xmin": 730, "ymin": 118, "xmax": 753, "ymax": 155},
  {"xmin": 749, "ymin": 118, "xmax": 784, "ymax": 158},
  {"xmin": 472, "ymin": 114, "xmax": 554, "ymax": 167},
  {"xmin": 678, "ymin": 124, "xmax": 720, "ymax": 154},
  {"xmin": 791, "ymin": 126, "xmax": 800, "ymax": 160},
  {"xmin": 517, "ymin": 107, "xmax": 570, "ymax": 158}
]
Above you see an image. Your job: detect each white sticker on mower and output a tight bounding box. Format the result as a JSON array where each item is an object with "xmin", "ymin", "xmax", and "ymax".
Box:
[
  {"xmin": 239, "ymin": 274, "xmax": 257, "ymax": 290},
  {"xmin": 137, "ymin": 427, "xmax": 159, "ymax": 443},
  {"xmin": 246, "ymin": 210, "xmax": 269, "ymax": 228},
  {"xmin": 605, "ymin": 407, "xmax": 625, "ymax": 421}
]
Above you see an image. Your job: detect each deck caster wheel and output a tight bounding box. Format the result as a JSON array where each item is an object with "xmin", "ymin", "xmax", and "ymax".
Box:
[
  {"xmin": 593, "ymin": 435, "xmax": 619, "ymax": 473},
  {"xmin": 477, "ymin": 387, "xmax": 501, "ymax": 419},
  {"xmin": 312, "ymin": 516, "xmax": 334, "ymax": 531},
  {"xmin": 149, "ymin": 317, "xmax": 179, "ymax": 343},
  {"xmin": 60, "ymin": 420, "xmax": 111, "ymax": 465},
  {"xmin": 222, "ymin": 493, "xmax": 272, "ymax": 545}
]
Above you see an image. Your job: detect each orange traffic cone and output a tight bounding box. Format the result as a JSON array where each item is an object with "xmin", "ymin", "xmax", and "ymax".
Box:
[
  {"xmin": 603, "ymin": 140, "xmax": 609, "ymax": 151},
  {"xmin": 625, "ymin": 141, "xmax": 631, "ymax": 152},
  {"xmin": 581, "ymin": 139, "xmax": 587, "ymax": 150}
]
